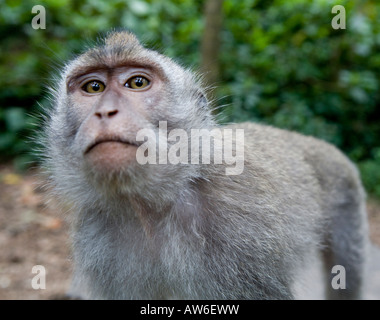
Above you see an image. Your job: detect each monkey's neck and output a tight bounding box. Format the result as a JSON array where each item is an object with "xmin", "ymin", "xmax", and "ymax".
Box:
[
  {"xmin": 129, "ymin": 180, "xmax": 205, "ymax": 236},
  {"xmin": 75, "ymin": 177, "xmax": 206, "ymax": 239}
]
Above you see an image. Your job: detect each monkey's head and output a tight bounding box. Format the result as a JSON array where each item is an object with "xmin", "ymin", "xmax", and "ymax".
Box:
[{"xmin": 44, "ymin": 31, "xmax": 215, "ymax": 205}]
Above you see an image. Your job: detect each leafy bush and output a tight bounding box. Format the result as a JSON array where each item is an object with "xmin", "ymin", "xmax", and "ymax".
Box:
[
  {"xmin": 359, "ymin": 148, "xmax": 380, "ymax": 198},
  {"xmin": 219, "ymin": 0, "xmax": 380, "ymax": 197}
]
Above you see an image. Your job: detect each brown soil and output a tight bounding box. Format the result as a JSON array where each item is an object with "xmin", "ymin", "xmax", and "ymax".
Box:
[
  {"xmin": 0, "ymin": 164, "xmax": 379, "ymax": 300},
  {"xmin": 0, "ymin": 165, "xmax": 71, "ymax": 299}
]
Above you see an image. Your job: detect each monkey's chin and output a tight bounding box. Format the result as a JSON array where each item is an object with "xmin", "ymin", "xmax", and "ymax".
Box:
[{"xmin": 85, "ymin": 141, "xmax": 138, "ymax": 174}]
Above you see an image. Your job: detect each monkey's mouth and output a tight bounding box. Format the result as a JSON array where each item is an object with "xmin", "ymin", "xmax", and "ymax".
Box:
[{"xmin": 84, "ymin": 138, "xmax": 138, "ymax": 154}]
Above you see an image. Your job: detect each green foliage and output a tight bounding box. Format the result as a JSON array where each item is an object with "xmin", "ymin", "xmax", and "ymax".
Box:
[
  {"xmin": 219, "ymin": 0, "xmax": 380, "ymax": 197},
  {"xmin": 359, "ymin": 148, "xmax": 380, "ymax": 198},
  {"xmin": 221, "ymin": 0, "xmax": 379, "ymax": 154},
  {"xmin": 0, "ymin": 0, "xmax": 379, "ymax": 197}
]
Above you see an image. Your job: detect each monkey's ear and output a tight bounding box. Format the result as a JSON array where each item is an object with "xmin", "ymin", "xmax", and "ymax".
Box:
[{"xmin": 196, "ymin": 92, "xmax": 209, "ymax": 109}]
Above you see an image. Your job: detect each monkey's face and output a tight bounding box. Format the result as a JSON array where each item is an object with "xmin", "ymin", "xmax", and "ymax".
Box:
[
  {"xmin": 46, "ymin": 32, "xmax": 214, "ymax": 199},
  {"xmin": 67, "ymin": 65, "xmax": 165, "ymax": 176}
]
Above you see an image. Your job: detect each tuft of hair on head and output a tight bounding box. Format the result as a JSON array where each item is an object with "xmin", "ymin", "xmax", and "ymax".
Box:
[{"xmin": 103, "ymin": 30, "xmax": 141, "ymax": 48}]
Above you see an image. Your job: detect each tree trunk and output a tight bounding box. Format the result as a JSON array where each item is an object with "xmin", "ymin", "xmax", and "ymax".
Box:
[{"xmin": 200, "ymin": 0, "xmax": 224, "ymax": 89}]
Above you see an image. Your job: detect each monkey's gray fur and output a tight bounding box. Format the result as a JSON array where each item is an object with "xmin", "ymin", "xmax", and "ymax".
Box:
[{"xmin": 41, "ymin": 31, "xmax": 369, "ymax": 299}]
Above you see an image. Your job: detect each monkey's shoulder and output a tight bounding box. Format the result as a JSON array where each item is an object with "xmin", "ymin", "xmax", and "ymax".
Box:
[
  {"xmin": 215, "ymin": 121, "xmax": 362, "ymax": 197},
  {"xmin": 222, "ymin": 121, "xmax": 355, "ymax": 169},
  {"xmin": 222, "ymin": 121, "xmax": 328, "ymax": 148}
]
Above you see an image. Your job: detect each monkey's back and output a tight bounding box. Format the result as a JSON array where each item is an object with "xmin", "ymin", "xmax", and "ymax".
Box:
[{"xmin": 193, "ymin": 123, "xmax": 365, "ymax": 298}]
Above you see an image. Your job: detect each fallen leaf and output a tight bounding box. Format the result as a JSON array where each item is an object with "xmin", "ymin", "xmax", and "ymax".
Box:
[
  {"xmin": 43, "ymin": 217, "xmax": 63, "ymax": 230},
  {"xmin": 2, "ymin": 173, "xmax": 22, "ymax": 185}
]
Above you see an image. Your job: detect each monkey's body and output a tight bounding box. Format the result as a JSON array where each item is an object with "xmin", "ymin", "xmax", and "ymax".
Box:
[
  {"xmin": 42, "ymin": 32, "xmax": 369, "ymax": 299},
  {"xmin": 66, "ymin": 123, "xmax": 368, "ymax": 299}
]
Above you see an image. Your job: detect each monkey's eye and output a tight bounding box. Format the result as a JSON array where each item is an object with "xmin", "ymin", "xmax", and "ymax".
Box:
[
  {"xmin": 125, "ymin": 76, "xmax": 150, "ymax": 89},
  {"xmin": 82, "ymin": 81, "xmax": 105, "ymax": 93}
]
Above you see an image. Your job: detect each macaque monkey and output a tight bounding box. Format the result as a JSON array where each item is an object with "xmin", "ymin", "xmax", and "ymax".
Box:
[{"xmin": 41, "ymin": 31, "xmax": 369, "ymax": 299}]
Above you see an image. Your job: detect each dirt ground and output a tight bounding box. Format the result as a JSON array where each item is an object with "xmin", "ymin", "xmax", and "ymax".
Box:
[{"xmin": 0, "ymin": 164, "xmax": 379, "ymax": 300}]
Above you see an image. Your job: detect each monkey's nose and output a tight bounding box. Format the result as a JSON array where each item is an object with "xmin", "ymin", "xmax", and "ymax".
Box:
[{"xmin": 94, "ymin": 109, "xmax": 119, "ymax": 119}]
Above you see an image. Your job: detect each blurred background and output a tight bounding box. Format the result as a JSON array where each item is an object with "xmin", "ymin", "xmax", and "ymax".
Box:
[{"xmin": 0, "ymin": 0, "xmax": 379, "ymax": 299}]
